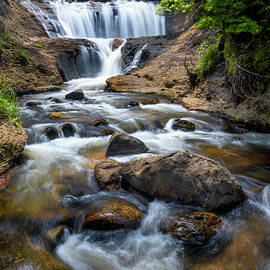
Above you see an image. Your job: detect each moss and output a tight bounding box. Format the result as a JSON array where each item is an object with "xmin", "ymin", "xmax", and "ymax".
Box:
[{"xmin": 0, "ymin": 24, "xmax": 29, "ymax": 66}]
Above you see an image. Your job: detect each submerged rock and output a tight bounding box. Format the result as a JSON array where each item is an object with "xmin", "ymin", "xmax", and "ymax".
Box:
[
  {"xmin": 172, "ymin": 119, "xmax": 195, "ymax": 131},
  {"xmin": 82, "ymin": 198, "xmax": 143, "ymax": 230},
  {"xmin": 161, "ymin": 211, "xmax": 222, "ymax": 245},
  {"xmin": 92, "ymin": 119, "xmax": 108, "ymax": 127},
  {"xmin": 50, "ymin": 97, "xmax": 64, "ymax": 103},
  {"xmin": 106, "ymin": 132, "xmax": 148, "ymax": 157},
  {"xmin": 65, "ymin": 89, "xmax": 85, "ymax": 100},
  {"xmin": 62, "ymin": 123, "xmax": 76, "ymax": 137},
  {"xmin": 45, "ymin": 126, "xmax": 59, "ymax": 140},
  {"xmin": 49, "ymin": 112, "xmax": 73, "ymax": 119},
  {"xmin": 0, "ymin": 119, "xmax": 27, "ymax": 175},
  {"xmin": 127, "ymin": 101, "xmax": 139, "ymax": 107},
  {"xmin": 25, "ymin": 101, "xmax": 42, "ymax": 107},
  {"xmin": 94, "ymin": 158, "xmax": 122, "ymax": 191},
  {"xmin": 46, "ymin": 225, "xmax": 66, "ymax": 250},
  {"xmin": 0, "ymin": 228, "xmax": 69, "ymax": 270}
]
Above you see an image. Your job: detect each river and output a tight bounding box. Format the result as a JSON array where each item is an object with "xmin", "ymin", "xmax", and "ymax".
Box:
[{"xmin": 2, "ymin": 0, "xmax": 270, "ymax": 269}]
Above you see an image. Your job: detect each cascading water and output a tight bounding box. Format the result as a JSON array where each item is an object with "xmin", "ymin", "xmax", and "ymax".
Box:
[{"xmin": 23, "ymin": 0, "xmax": 166, "ymax": 86}]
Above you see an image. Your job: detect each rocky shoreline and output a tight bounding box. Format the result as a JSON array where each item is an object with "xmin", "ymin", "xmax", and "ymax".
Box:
[{"xmin": 106, "ymin": 24, "xmax": 270, "ymax": 132}]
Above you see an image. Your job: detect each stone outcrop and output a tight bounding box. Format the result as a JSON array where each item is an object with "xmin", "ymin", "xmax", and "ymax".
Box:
[
  {"xmin": 161, "ymin": 211, "xmax": 222, "ymax": 245},
  {"xmin": 82, "ymin": 197, "xmax": 143, "ymax": 230},
  {"xmin": 106, "ymin": 132, "xmax": 149, "ymax": 157},
  {"xmin": 0, "ymin": 119, "xmax": 27, "ymax": 175},
  {"xmin": 94, "ymin": 150, "xmax": 247, "ymax": 212}
]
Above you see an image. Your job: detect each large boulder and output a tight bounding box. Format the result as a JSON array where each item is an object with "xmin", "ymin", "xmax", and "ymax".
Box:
[
  {"xmin": 0, "ymin": 119, "xmax": 27, "ymax": 175},
  {"xmin": 95, "ymin": 150, "xmax": 247, "ymax": 211},
  {"xmin": 106, "ymin": 132, "xmax": 148, "ymax": 157},
  {"xmin": 82, "ymin": 198, "xmax": 143, "ymax": 230},
  {"xmin": 161, "ymin": 211, "xmax": 222, "ymax": 245},
  {"xmin": 121, "ymin": 151, "xmax": 246, "ymax": 212},
  {"xmin": 94, "ymin": 158, "xmax": 122, "ymax": 191}
]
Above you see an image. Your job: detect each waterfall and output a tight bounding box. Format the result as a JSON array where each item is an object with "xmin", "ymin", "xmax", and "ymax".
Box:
[{"xmin": 22, "ymin": 0, "xmax": 166, "ymax": 87}]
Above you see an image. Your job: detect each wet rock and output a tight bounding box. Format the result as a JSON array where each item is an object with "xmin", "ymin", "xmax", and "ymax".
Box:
[
  {"xmin": 128, "ymin": 101, "xmax": 139, "ymax": 107},
  {"xmin": 92, "ymin": 119, "xmax": 108, "ymax": 127},
  {"xmin": 120, "ymin": 150, "xmax": 247, "ymax": 212},
  {"xmin": 0, "ymin": 228, "xmax": 69, "ymax": 270},
  {"xmin": 121, "ymin": 35, "xmax": 175, "ymax": 70},
  {"xmin": 25, "ymin": 101, "xmax": 42, "ymax": 107},
  {"xmin": 45, "ymin": 126, "xmax": 59, "ymax": 140},
  {"xmin": 161, "ymin": 211, "xmax": 222, "ymax": 245},
  {"xmin": 106, "ymin": 132, "xmax": 148, "ymax": 157},
  {"xmin": 119, "ymin": 122, "xmax": 139, "ymax": 133},
  {"xmin": 46, "ymin": 225, "xmax": 66, "ymax": 250},
  {"xmin": 82, "ymin": 198, "xmax": 143, "ymax": 230},
  {"xmin": 51, "ymin": 97, "xmax": 64, "ymax": 103},
  {"xmin": 62, "ymin": 123, "xmax": 76, "ymax": 137},
  {"xmin": 65, "ymin": 89, "xmax": 85, "ymax": 100},
  {"xmin": 101, "ymin": 129, "xmax": 115, "ymax": 136},
  {"xmin": 49, "ymin": 112, "xmax": 73, "ymax": 119},
  {"xmin": 94, "ymin": 159, "xmax": 122, "ymax": 191},
  {"xmin": 172, "ymin": 119, "xmax": 195, "ymax": 131},
  {"xmin": 139, "ymin": 97, "xmax": 159, "ymax": 105},
  {"xmin": 112, "ymin": 39, "xmax": 123, "ymax": 49},
  {"xmin": 0, "ymin": 166, "xmax": 21, "ymax": 191},
  {"xmin": 0, "ymin": 119, "xmax": 27, "ymax": 174}
]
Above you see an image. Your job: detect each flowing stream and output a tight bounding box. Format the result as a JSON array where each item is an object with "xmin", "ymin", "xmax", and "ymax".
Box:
[{"xmin": 2, "ymin": 0, "xmax": 270, "ymax": 269}]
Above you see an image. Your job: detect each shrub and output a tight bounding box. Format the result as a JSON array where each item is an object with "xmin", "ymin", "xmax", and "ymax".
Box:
[{"xmin": 0, "ymin": 77, "xmax": 20, "ymax": 126}]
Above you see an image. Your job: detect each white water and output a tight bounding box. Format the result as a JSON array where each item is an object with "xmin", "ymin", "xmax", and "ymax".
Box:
[{"xmin": 56, "ymin": 201, "xmax": 182, "ymax": 270}]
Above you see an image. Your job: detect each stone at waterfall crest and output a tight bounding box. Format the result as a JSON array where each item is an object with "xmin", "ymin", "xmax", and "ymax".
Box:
[{"xmin": 95, "ymin": 150, "xmax": 247, "ymax": 212}]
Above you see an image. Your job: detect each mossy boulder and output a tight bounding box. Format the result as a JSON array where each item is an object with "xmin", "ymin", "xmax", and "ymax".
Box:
[
  {"xmin": 172, "ymin": 119, "xmax": 195, "ymax": 131},
  {"xmin": 82, "ymin": 198, "xmax": 143, "ymax": 230},
  {"xmin": 49, "ymin": 112, "xmax": 73, "ymax": 119},
  {"xmin": 161, "ymin": 211, "xmax": 222, "ymax": 245}
]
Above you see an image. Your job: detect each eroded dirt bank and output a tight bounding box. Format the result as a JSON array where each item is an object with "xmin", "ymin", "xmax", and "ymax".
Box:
[{"xmin": 106, "ymin": 24, "xmax": 270, "ymax": 132}]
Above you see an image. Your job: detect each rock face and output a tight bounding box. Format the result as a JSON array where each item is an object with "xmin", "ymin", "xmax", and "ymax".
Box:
[
  {"xmin": 65, "ymin": 89, "xmax": 85, "ymax": 100},
  {"xmin": 0, "ymin": 119, "xmax": 27, "ymax": 174},
  {"xmin": 82, "ymin": 198, "xmax": 143, "ymax": 230},
  {"xmin": 94, "ymin": 159, "xmax": 122, "ymax": 191},
  {"xmin": 121, "ymin": 35, "xmax": 176, "ymax": 71},
  {"xmin": 94, "ymin": 150, "xmax": 247, "ymax": 212},
  {"xmin": 106, "ymin": 132, "xmax": 148, "ymax": 157},
  {"xmin": 161, "ymin": 211, "xmax": 222, "ymax": 245}
]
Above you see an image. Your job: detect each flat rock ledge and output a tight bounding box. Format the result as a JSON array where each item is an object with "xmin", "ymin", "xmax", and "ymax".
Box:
[{"xmin": 94, "ymin": 150, "xmax": 247, "ymax": 212}]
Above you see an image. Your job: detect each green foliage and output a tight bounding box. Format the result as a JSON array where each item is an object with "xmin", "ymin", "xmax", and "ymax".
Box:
[
  {"xmin": 0, "ymin": 25, "xmax": 29, "ymax": 65},
  {"xmin": 158, "ymin": 0, "xmax": 270, "ymax": 36},
  {"xmin": 195, "ymin": 36, "xmax": 222, "ymax": 82},
  {"xmin": 0, "ymin": 76, "xmax": 20, "ymax": 126},
  {"xmin": 159, "ymin": 0, "xmax": 270, "ymax": 93}
]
